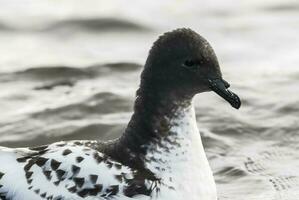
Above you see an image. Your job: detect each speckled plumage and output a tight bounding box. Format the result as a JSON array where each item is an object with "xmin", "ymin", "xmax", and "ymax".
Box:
[
  {"xmin": 0, "ymin": 141, "xmax": 151, "ymax": 200},
  {"xmin": 0, "ymin": 28, "xmax": 240, "ymax": 200}
]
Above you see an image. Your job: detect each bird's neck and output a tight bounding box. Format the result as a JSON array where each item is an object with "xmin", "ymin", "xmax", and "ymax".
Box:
[
  {"xmin": 109, "ymin": 86, "xmax": 198, "ymax": 169},
  {"xmin": 121, "ymin": 86, "xmax": 193, "ymax": 152}
]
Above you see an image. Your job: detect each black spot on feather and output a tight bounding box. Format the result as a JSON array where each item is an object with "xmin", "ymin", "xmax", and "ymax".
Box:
[
  {"xmin": 36, "ymin": 157, "xmax": 49, "ymax": 167},
  {"xmin": 47, "ymin": 195, "xmax": 53, "ymax": 200},
  {"xmin": 53, "ymin": 195, "xmax": 63, "ymax": 200},
  {"xmin": 56, "ymin": 169, "xmax": 66, "ymax": 180},
  {"xmin": 54, "ymin": 180, "xmax": 60, "ymax": 186},
  {"xmin": 34, "ymin": 189, "xmax": 40, "ymax": 194},
  {"xmin": 26, "ymin": 171, "xmax": 33, "ymax": 179},
  {"xmin": 71, "ymin": 165, "xmax": 80, "ymax": 176},
  {"xmin": 16, "ymin": 156, "xmax": 31, "ymax": 163},
  {"xmin": 67, "ymin": 186, "xmax": 77, "ymax": 193},
  {"xmin": 43, "ymin": 170, "xmax": 52, "ymax": 180},
  {"xmin": 0, "ymin": 172, "xmax": 4, "ymax": 179},
  {"xmin": 106, "ymin": 185, "xmax": 119, "ymax": 196},
  {"xmin": 77, "ymin": 189, "xmax": 89, "ymax": 197},
  {"xmin": 40, "ymin": 192, "xmax": 47, "ymax": 198},
  {"xmin": 89, "ymin": 174, "xmax": 98, "ymax": 184},
  {"xmin": 56, "ymin": 143, "xmax": 66, "ymax": 147},
  {"xmin": 76, "ymin": 156, "xmax": 84, "ymax": 163},
  {"xmin": 73, "ymin": 177, "xmax": 85, "ymax": 188},
  {"xmin": 94, "ymin": 184, "xmax": 103, "ymax": 193},
  {"xmin": 50, "ymin": 159, "xmax": 61, "ymax": 170},
  {"xmin": 24, "ymin": 160, "xmax": 35, "ymax": 171},
  {"xmin": 62, "ymin": 149, "xmax": 72, "ymax": 156},
  {"xmin": 74, "ymin": 141, "xmax": 83, "ymax": 146},
  {"xmin": 88, "ymin": 187, "xmax": 100, "ymax": 196},
  {"xmin": 93, "ymin": 152, "xmax": 103, "ymax": 163},
  {"xmin": 27, "ymin": 179, "xmax": 33, "ymax": 184}
]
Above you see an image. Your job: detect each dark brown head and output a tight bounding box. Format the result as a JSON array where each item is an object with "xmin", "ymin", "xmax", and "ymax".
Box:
[{"xmin": 140, "ymin": 28, "xmax": 241, "ymax": 109}]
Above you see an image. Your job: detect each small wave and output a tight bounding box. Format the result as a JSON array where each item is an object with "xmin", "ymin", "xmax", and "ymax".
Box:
[
  {"xmin": 41, "ymin": 18, "xmax": 150, "ymax": 33},
  {"xmin": 19, "ymin": 66, "xmax": 91, "ymax": 80},
  {"xmin": 16, "ymin": 62, "xmax": 141, "ymax": 80},
  {"xmin": 91, "ymin": 62, "xmax": 141, "ymax": 72},
  {"xmin": 67, "ymin": 123, "xmax": 125, "ymax": 141},
  {"xmin": 30, "ymin": 92, "xmax": 131, "ymax": 120},
  {"xmin": 0, "ymin": 18, "xmax": 150, "ymax": 33},
  {"xmin": 0, "ymin": 22, "xmax": 14, "ymax": 32},
  {"xmin": 215, "ymin": 166, "xmax": 248, "ymax": 178},
  {"xmin": 0, "ymin": 122, "xmax": 123, "ymax": 147},
  {"xmin": 275, "ymin": 101, "xmax": 299, "ymax": 114},
  {"xmin": 34, "ymin": 80, "xmax": 75, "ymax": 90},
  {"xmin": 0, "ymin": 62, "xmax": 141, "ymax": 90},
  {"xmin": 263, "ymin": 3, "xmax": 299, "ymax": 12}
]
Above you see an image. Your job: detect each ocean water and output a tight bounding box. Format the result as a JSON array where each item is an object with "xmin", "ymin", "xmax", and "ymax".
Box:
[{"xmin": 0, "ymin": 0, "xmax": 299, "ymax": 199}]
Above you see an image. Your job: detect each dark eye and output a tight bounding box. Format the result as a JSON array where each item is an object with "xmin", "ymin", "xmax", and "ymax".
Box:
[{"xmin": 183, "ymin": 59, "xmax": 197, "ymax": 69}]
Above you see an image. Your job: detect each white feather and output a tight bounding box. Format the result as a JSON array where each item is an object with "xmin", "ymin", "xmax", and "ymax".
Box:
[{"xmin": 144, "ymin": 102, "xmax": 217, "ymax": 200}]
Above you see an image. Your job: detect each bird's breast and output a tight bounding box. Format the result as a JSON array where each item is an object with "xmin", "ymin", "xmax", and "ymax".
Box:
[{"xmin": 142, "ymin": 105, "xmax": 217, "ymax": 200}]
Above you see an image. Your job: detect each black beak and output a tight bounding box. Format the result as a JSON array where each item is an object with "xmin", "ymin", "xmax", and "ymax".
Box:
[{"xmin": 208, "ymin": 78, "xmax": 241, "ymax": 109}]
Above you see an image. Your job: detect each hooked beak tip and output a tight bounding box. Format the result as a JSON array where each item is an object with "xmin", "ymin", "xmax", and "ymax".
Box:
[
  {"xmin": 208, "ymin": 78, "xmax": 241, "ymax": 109},
  {"xmin": 231, "ymin": 95, "xmax": 241, "ymax": 109}
]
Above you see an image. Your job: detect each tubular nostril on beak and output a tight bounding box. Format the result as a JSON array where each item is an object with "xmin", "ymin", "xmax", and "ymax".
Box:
[{"xmin": 222, "ymin": 79, "xmax": 230, "ymax": 88}]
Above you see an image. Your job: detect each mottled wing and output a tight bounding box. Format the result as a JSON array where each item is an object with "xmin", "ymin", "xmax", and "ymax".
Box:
[{"xmin": 0, "ymin": 141, "xmax": 137, "ymax": 200}]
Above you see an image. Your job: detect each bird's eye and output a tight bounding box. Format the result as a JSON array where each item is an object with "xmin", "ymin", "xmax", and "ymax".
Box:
[{"xmin": 183, "ymin": 59, "xmax": 196, "ymax": 69}]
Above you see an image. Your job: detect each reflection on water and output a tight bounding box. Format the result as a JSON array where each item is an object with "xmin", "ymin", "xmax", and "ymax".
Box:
[{"xmin": 0, "ymin": 0, "xmax": 299, "ymax": 199}]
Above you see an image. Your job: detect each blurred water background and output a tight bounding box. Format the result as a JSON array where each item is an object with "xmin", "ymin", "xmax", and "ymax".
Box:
[{"xmin": 0, "ymin": 0, "xmax": 299, "ymax": 199}]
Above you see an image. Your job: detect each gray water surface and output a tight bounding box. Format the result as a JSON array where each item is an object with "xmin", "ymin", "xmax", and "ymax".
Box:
[{"xmin": 0, "ymin": 0, "xmax": 299, "ymax": 199}]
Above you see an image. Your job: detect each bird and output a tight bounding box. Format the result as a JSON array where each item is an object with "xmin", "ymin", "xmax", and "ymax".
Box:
[{"xmin": 0, "ymin": 28, "xmax": 241, "ymax": 200}]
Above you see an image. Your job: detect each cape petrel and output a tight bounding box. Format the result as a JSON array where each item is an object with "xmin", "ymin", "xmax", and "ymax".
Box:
[{"xmin": 0, "ymin": 28, "xmax": 241, "ymax": 200}]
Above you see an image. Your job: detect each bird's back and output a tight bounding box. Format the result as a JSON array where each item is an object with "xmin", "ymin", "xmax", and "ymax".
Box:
[{"xmin": 0, "ymin": 141, "xmax": 149, "ymax": 200}]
